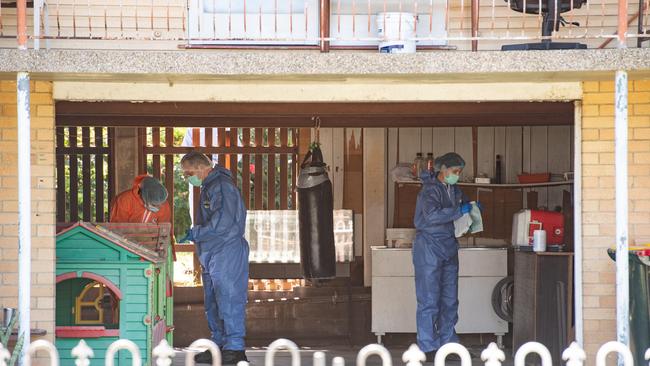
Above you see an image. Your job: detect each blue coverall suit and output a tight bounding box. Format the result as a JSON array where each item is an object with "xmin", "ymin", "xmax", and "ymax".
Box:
[
  {"xmin": 412, "ymin": 172, "xmax": 467, "ymax": 353},
  {"xmin": 191, "ymin": 166, "xmax": 250, "ymax": 351}
]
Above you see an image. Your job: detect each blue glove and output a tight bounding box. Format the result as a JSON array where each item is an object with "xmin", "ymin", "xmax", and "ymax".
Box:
[
  {"xmin": 476, "ymin": 201, "xmax": 483, "ymax": 212},
  {"xmin": 460, "ymin": 202, "xmax": 472, "ymax": 215},
  {"xmin": 179, "ymin": 228, "xmax": 195, "ymax": 243}
]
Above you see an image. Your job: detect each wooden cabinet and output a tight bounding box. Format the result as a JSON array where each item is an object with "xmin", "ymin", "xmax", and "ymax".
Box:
[
  {"xmin": 513, "ymin": 251, "xmax": 574, "ymax": 365},
  {"xmin": 393, "ymin": 182, "xmax": 421, "ymax": 228}
]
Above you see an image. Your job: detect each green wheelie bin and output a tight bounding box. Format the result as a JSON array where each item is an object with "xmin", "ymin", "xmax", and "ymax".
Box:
[{"xmin": 608, "ymin": 248, "xmax": 650, "ymax": 366}]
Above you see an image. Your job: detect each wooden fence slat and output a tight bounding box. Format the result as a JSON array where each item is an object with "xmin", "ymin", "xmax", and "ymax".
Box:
[
  {"xmin": 218, "ymin": 128, "xmax": 226, "ymax": 166},
  {"xmin": 152, "ymin": 127, "xmax": 161, "ymax": 180},
  {"xmin": 138, "ymin": 127, "xmax": 147, "ymax": 174},
  {"xmin": 280, "ymin": 128, "xmax": 288, "ymax": 210},
  {"xmin": 268, "ymin": 128, "xmax": 276, "ymax": 209},
  {"xmin": 205, "ymin": 127, "xmax": 212, "ymax": 147},
  {"xmin": 69, "ymin": 127, "xmax": 79, "ymax": 222},
  {"xmin": 230, "ymin": 128, "xmax": 238, "ymax": 181},
  {"xmin": 81, "ymin": 127, "xmax": 92, "ymax": 221},
  {"xmin": 108, "ymin": 128, "xmax": 115, "ymax": 215},
  {"xmin": 165, "ymin": 127, "xmax": 175, "ymax": 237},
  {"xmin": 94, "ymin": 127, "xmax": 105, "ymax": 222},
  {"xmin": 292, "ymin": 129, "xmax": 298, "ymax": 208},
  {"xmin": 242, "ymin": 129, "xmax": 251, "ymax": 209},
  {"xmin": 254, "ymin": 128, "xmax": 263, "ymax": 210},
  {"xmin": 56, "ymin": 128, "xmax": 67, "ymax": 222},
  {"xmin": 192, "ymin": 127, "xmax": 201, "ymax": 284}
]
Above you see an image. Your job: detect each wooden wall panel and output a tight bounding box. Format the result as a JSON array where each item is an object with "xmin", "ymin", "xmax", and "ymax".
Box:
[
  {"xmin": 332, "ymin": 128, "xmax": 345, "ymax": 209},
  {"xmin": 477, "ymin": 127, "xmax": 496, "ymax": 178},
  {"xmin": 530, "ymin": 126, "xmax": 549, "ymax": 208},
  {"xmin": 398, "ymin": 128, "xmax": 421, "ymax": 164},
  {"xmin": 493, "ymin": 127, "xmax": 507, "ymax": 183},
  {"xmin": 454, "ymin": 127, "xmax": 474, "ymax": 182},
  {"xmin": 363, "ymin": 128, "xmax": 386, "ymax": 286},
  {"xmin": 387, "ymin": 128, "xmax": 399, "ymax": 229},
  {"xmin": 547, "ymin": 126, "xmax": 572, "ymax": 211},
  {"xmin": 432, "ymin": 127, "xmax": 455, "ymax": 158},
  {"xmin": 505, "ymin": 126, "xmax": 523, "ymax": 184},
  {"xmin": 420, "ymin": 128, "xmax": 434, "ymax": 156},
  {"xmin": 312, "ymin": 127, "xmax": 346, "ymax": 209}
]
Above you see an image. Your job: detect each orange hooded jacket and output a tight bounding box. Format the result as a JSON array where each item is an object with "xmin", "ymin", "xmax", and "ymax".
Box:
[{"xmin": 110, "ymin": 175, "xmax": 171, "ymax": 224}]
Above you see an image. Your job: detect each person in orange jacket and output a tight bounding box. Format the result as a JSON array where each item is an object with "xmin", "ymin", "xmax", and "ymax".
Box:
[{"xmin": 110, "ymin": 175, "xmax": 171, "ymax": 224}]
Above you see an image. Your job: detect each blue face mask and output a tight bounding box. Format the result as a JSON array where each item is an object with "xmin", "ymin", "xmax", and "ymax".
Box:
[
  {"xmin": 188, "ymin": 175, "xmax": 203, "ymax": 187},
  {"xmin": 444, "ymin": 173, "xmax": 460, "ymax": 185}
]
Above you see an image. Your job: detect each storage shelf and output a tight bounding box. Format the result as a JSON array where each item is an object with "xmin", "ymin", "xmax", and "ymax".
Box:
[{"xmin": 395, "ymin": 180, "xmax": 574, "ymax": 188}]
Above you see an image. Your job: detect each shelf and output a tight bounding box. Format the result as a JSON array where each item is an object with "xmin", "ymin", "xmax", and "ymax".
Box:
[{"xmin": 395, "ymin": 180, "xmax": 574, "ymax": 188}]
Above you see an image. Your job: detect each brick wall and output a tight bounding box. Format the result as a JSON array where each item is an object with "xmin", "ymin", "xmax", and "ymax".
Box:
[
  {"xmin": 581, "ymin": 79, "xmax": 650, "ymax": 358},
  {"xmin": 0, "ymin": 80, "xmax": 56, "ymax": 343}
]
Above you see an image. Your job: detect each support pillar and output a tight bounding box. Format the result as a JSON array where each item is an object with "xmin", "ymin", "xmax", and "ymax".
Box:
[
  {"xmin": 614, "ymin": 70, "xmax": 629, "ymax": 364},
  {"xmin": 17, "ymin": 71, "xmax": 31, "ymax": 366}
]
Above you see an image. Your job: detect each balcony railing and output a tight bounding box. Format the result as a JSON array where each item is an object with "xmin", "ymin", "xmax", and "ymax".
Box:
[{"xmin": 0, "ymin": 0, "xmax": 648, "ymax": 51}]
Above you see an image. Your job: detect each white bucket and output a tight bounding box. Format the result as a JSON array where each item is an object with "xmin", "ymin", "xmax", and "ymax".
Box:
[{"xmin": 376, "ymin": 12, "xmax": 417, "ymax": 54}]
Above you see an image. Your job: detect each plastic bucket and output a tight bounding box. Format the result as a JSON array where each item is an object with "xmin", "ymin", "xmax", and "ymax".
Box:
[{"xmin": 376, "ymin": 12, "xmax": 417, "ymax": 53}]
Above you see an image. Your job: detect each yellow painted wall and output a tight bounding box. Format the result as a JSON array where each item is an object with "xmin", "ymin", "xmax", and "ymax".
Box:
[
  {"xmin": 0, "ymin": 80, "xmax": 56, "ymax": 344},
  {"xmin": 581, "ymin": 79, "xmax": 650, "ymax": 360}
]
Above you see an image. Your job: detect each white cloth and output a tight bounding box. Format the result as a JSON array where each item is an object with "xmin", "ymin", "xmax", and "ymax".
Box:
[
  {"xmin": 454, "ymin": 213, "xmax": 473, "ymax": 238},
  {"xmin": 390, "ymin": 163, "xmax": 416, "ymax": 182},
  {"xmin": 469, "ymin": 203, "xmax": 484, "ymax": 234},
  {"xmin": 454, "ymin": 202, "xmax": 484, "ymax": 237}
]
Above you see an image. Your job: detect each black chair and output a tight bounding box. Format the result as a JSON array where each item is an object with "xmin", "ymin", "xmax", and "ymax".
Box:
[{"xmin": 502, "ymin": 0, "xmax": 588, "ymax": 50}]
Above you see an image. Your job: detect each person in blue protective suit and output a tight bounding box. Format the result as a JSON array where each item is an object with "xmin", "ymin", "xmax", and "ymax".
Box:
[
  {"xmin": 412, "ymin": 152, "xmax": 472, "ymax": 363},
  {"xmin": 179, "ymin": 152, "xmax": 250, "ymax": 365}
]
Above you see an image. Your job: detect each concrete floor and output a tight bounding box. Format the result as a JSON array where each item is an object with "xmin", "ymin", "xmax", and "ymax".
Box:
[{"xmin": 173, "ymin": 346, "xmax": 516, "ymax": 366}]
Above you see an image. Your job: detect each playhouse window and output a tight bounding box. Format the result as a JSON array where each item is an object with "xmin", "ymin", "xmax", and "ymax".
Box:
[{"xmin": 75, "ymin": 281, "xmax": 119, "ymax": 326}]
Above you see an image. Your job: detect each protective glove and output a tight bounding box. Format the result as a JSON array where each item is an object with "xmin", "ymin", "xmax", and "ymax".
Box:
[
  {"xmin": 460, "ymin": 202, "xmax": 472, "ymax": 215},
  {"xmin": 178, "ymin": 228, "xmax": 195, "ymax": 243},
  {"xmin": 475, "ymin": 201, "xmax": 484, "ymax": 212}
]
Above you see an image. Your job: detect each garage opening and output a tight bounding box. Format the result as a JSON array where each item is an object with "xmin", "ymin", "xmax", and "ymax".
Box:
[{"xmin": 54, "ymin": 100, "xmax": 577, "ymax": 363}]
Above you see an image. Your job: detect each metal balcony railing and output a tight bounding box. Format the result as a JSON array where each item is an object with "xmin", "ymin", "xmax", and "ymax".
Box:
[{"xmin": 0, "ymin": 0, "xmax": 648, "ymax": 50}]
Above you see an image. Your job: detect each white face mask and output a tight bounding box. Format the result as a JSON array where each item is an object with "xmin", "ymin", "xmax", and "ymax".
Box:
[{"xmin": 145, "ymin": 204, "xmax": 160, "ymax": 213}]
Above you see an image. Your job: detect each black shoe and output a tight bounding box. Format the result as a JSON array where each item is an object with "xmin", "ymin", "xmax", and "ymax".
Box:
[
  {"xmin": 194, "ymin": 350, "xmax": 214, "ymax": 364},
  {"xmin": 425, "ymin": 351, "xmax": 436, "ymax": 363},
  {"xmin": 222, "ymin": 350, "xmax": 248, "ymax": 365}
]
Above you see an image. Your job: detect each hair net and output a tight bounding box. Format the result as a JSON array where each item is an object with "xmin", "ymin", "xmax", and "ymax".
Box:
[
  {"xmin": 140, "ymin": 177, "xmax": 168, "ymax": 206},
  {"xmin": 434, "ymin": 152, "xmax": 466, "ymax": 172}
]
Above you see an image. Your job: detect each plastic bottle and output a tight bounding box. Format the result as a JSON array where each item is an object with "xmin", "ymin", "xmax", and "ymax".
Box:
[
  {"xmin": 495, "ymin": 155, "xmax": 502, "ymax": 184},
  {"xmin": 426, "ymin": 153, "xmax": 435, "ymax": 173},
  {"xmin": 413, "ymin": 153, "xmax": 425, "ymax": 178}
]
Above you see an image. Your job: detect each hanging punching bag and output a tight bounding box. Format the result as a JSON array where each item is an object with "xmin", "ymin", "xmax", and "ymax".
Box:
[{"xmin": 297, "ymin": 144, "xmax": 336, "ymax": 280}]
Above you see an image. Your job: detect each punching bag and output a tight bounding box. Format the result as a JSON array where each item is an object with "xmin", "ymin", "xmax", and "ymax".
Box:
[{"xmin": 297, "ymin": 145, "xmax": 336, "ymax": 280}]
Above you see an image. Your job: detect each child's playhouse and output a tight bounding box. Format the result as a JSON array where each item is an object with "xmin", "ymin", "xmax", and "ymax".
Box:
[{"xmin": 55, "ymin": 222, "xmax": 173, "ymax": 366}]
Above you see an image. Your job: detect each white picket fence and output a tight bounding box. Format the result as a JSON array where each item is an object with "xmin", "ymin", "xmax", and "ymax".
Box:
[{"xmin": 0, "ymin": 338, "xmax": 648, "ymax": 366}]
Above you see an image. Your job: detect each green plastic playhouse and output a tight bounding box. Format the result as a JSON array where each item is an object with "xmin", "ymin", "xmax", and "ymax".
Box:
[{"xmin": 55, "ymin": 222, "xmax": 173, "ymax": 366}]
